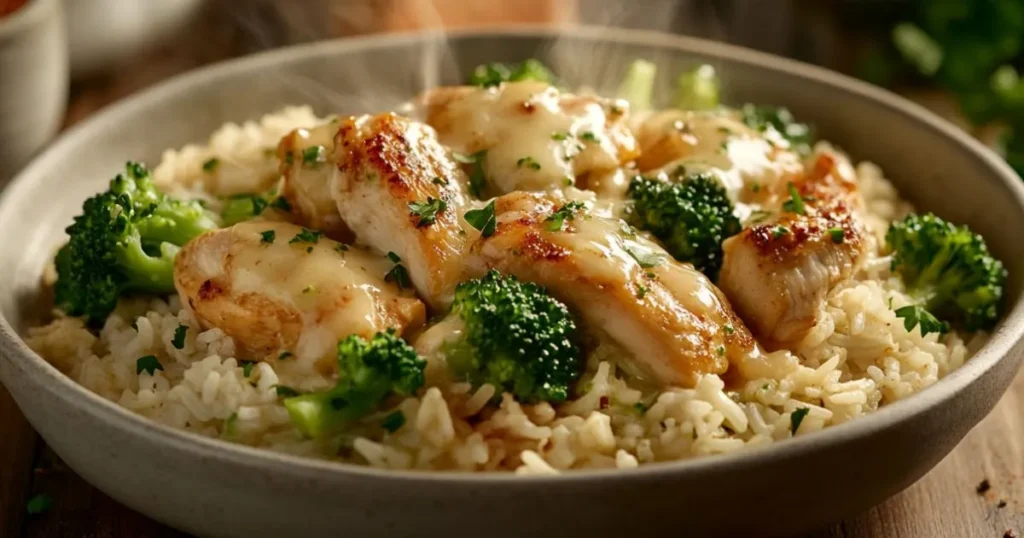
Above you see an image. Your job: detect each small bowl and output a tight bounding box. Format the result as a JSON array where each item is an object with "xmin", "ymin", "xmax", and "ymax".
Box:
[
  {"xmin": 0, "ymin": 0, "xmax": 68, "ymax": 181},
  {"xmin": 0, "ymin": 27, "xmax": 1023, "ymax": 538}
]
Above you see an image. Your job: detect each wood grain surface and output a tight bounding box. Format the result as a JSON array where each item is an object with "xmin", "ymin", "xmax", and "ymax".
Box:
[{"xmin": 1, "ymin": 3, "xmax": 1022, "ymax": 537}]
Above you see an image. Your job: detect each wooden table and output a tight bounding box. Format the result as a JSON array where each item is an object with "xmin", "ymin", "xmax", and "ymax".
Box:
[{"xmin": 2, "ymin": 16, "xmax": 1023, "ymax": 538}]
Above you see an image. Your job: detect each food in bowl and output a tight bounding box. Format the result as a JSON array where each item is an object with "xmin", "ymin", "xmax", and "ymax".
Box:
[{"xmin": 26, "ymin": 60, "xmax": 1007, "ymax": 474}]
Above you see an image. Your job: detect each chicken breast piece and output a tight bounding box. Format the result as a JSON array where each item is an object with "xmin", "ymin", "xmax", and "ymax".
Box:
[
  {"xmin": 419, "ymin": 81, "xmax": 639, "ymax": 197},
  {"xmin": 278, "ymin": 120, "xmax": 353, "ymax": 242},
  {"xmin": 718, "ymin": 152, "xmax": 868, "ymax": 348},
  {"xmin": 174, "ymin": 221, "xmax": 426, "ymax": 367},
  {"xmin": 635, "ymin": 109, "xmax": 803, "ymax": 206},
  {"xmin": 464, "ymin": 191, "xmax": 755, "ymax": 388},
  {"xmin": 332, "ymin": 112, "xmax": 470, "ymax": 309}
]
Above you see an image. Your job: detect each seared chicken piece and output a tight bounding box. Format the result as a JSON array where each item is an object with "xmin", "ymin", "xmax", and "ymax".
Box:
[
  {"xmin": 464, "ymin": 191, "xmax": 755, "ymax": 388},
  {"xmin": 174, "ymin": 221, "xmax": 426, "ymax": 366},
  {"xmin": 635, "ymin": 109, "xmax": 803, "ymax": 205},
  {"xmin": 332, "ymin": 113, "xmax": 470, "ymax": 309},
  {"xmin": 278, "ymin": 121, "xmax": 353, "ymax": 241},
  {"xmin": 718, "ymin": 152, "xmax": 868, "ymax": 348},
  {"xmin": 420, "ymin": 81, "xmax": 639, "ymax": 196}
]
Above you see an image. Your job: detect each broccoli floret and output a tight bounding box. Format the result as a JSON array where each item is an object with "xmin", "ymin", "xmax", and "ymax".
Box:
[
  {"xmin": 673, "ymin": 64, "xmax": 720, "ymax": 110},
  {"xmin": 886, "ymin": 213, "xmax": 1007, "ymax": 332},
  {"xmin": 442, "ymin": 270, "xmax": 583, "ymax": 403},
  {"xmin": 54, "ymin": 162, "xmax": 217, "ymax": 323},
  {"xmin": 740, "ymin": 104, "xmax": 813, "ymax": 155},
  {"xmin": 283, "ymin": 329, "xmax": 426, "ymax": 439},
  {"xmin": 617, "ymin": 59, "xmax": 657, "ymax": 111},
  {"xmin": 468, "ymin": 59, "xmax": 555, "ymax": 88},
  {"xmin": 625, "ymin": 172, "xmax": 741, "ymax": 279}
]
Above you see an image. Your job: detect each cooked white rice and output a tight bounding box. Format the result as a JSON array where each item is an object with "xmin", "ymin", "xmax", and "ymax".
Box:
[{"xmin": 26, "ymin": 106, "xmax": 987, "ymax": 474}]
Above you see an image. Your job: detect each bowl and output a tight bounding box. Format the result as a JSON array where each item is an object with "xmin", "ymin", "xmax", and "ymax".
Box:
[
  {"xmin": 0, "ymin": 0, "xmax": 68, "ymax": 181},
  {"xmin": 1, "ymin": 27, "xmax": 1023, "ymax": 538}
]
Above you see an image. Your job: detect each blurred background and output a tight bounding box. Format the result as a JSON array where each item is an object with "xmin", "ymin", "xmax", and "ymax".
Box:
[{"xmin": 1, "ymin": 0, "xmax": 1022, "ymax": 178}]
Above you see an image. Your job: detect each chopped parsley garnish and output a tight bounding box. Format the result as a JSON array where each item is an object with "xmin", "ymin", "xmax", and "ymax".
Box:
[
  {"xmin": 271, "ymin": 196, "xmax": 292, "ymax": 212},
  {"xmin": 202, "ymin": 157, "xmax": 219, "ymax": 173},
  {"xmin": 782, "ymin": 182, "xmax": 806, "ymax": 215},
  {"xmin": 260, "ymin": 230, "xmax": 276, "ymax": 245},
  {"xmin": 385, "ymin": 252, "xmax": 411, "ymax": 289},
  {"xmin": 136, "ymin": 355, "xmax": 163, "ymax": 375},
  {"xmin": 289, "ymin": 228, "xmax": 322, "ymax": 247},
  {"xmin": 381, "ymin": 410, "xmax": 406, "ymax": 433},
  {"xmin": 724, "ymin": 324, "xmax": 735, "ymax": 335},
  {"xmin": 26, "ymin": 493, "xmax": 53, "ymax": 515},
  {"xmin": 622, "ymin": 241, "xmax": 663, "ymax": 268},
  {"xmin": 301, "ymin": 145, "xmax": 327, "ymax": 168},
  {"xmin": 716, "ymin": 345, "xmax": 726, "ymax": 357},
  {"xmin": 278, "ymin": 351, "xmax": 294, "ymax": 361},
  {"xmin": 335, "ymin": 243, "xmax": 349, "ymax": 253},
  {"xmin": 636, "ymin": 284, "xmax": 649, "ymax": 299},
  {"xmin": 749, "ymin": 210, "xmax": 772, "ymax": 223},
  {"xmin": 894, "ymin": 304, "xmax": 949, "ymax": 336},
  {"xmin": 302, "ymin": 285, "xmax": 316, "ymax": 294},
  {"xmin": 274, "ymin": 385, "xmax": 301, "ymax": 398},
  {"xmin": 551, "ymin": 132, "xmax": 568, "ymax": 141},
  {"xmin": 464, "ymin": 200, "xmax": 497, "ymax": 238},
  {"xmin": 241, "ymin": 361, "xmax": 256, "ymax": 377},
  {"xmin": 790, "ymin": 407, "xmax": 810, "ymax": 434},
  {"xmin": 633, "ymin": 402, "xmax": 648, "ymax": 415},
  {"xmin": 580, "ymin": 131, "xmax": 600, "ymax": 143},
  {"xmin": 827, "ymin": 227, "xmax": 845, "ymax": 244},
  {"xmin": 171, "ymin": 324, "xmax": 187, "ymax": 350},
  {"xmin": 431, "ymin": 176, "xmax": 448, "ymax": 186},
  {"xmin": 545, "ymin": 201, "xmax": 587, "ymax": 231},
  {"xmin": 516, "ymin": 156, "xmax": 541, "ymax": 170},
  {"xmin": 563, "ymin": 176, "xmax": 574, "ymax": 186},
  {"xmin": 408, "ymin": 197, "xmax": 447, "ymax": 227},
  {"xmin": 751, "ymin": 182, "xmax": 762, "ymax": 193},
  {"xmin": 454, "ymin": 150, "xmax": 487, "ymax": 197},
  {"xmin": 771, "ymin": 225, "xmax": 790, "ymax": 239}
]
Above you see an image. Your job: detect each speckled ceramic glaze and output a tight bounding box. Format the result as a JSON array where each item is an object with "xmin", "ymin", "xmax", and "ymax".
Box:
[{"xmin": 1, "ymin": 28, "xmax": 1022, "ymax": 538}]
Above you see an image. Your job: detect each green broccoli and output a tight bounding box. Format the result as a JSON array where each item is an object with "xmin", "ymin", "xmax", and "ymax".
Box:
[
  {"xmin": 219, "ymin": 188, "xmax": 291, "ymax": 226},
  {"xmin": 441, "ymin": 270, "xmax": 583, "ymax": 403},
  {"xmin": 625, "ymin": 171, "xmax": 741, "ymax": 279},
  {"xmin": 886, "ymin": 213, "xmax": 1007, "ymax": 332},
  {"xmin": 673, "ymin": 64, "xmax": 720, "ymax": 110},
  {"xmin": 54, "ymin": 162, "xmax": 217, "ymax": 324},
  {"xmin": 283, "ymin": 329, "xmax": 426, "ymax": 439},
  {"xmin": 740, "ymin": 104, "xmax": 813, "ymax": 155},
  {"xmin": 617, "ymin": 59, "xmax": 657, "ymax": 111},
  {"xmin": 468, "ymin": 59, "xmax": 555, "ymax": 88}
]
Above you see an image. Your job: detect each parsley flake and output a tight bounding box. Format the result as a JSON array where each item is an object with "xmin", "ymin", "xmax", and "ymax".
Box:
[
  {"xmin": 771, "ymin": 225, "xmax": 790, "ymax": 239},
  {"xmin": 136, "ymin": 355, "xmax": 163, "ymax": 375},
  {"xmin": 271, "ymin": 196, "xmax": 292, "ymax": 212},
  {"xmin": 622, "ymin": 240, "xmax": 663, "ymax": 268},
  {"xmin": 827, "ymin": 227, "xmax": 845, "ymax": 244},
  {"xmin": 278, "ymin": 351, "xmax": 293, "ymax": 361},
  {"xmin": 26, "ymin": 493, "xmax": 53, "ymax": 515},
  {"xmin": 464, "ymin": 200, "xmax": 497, "ymax": 238},
  {"xmin": 551, "ymin": 132, "xmax": 568, "ymax": 141},
  {"xmin": 274, "ymin": 385, "xmax": 301, "ymax": 398},
  {"xmin": 301, "ymin": 145, "xmax": 327, "ymax": 168},
  {"xmin": 408, "ymin": 197, "xmax": 448, "ymax": 227},
  {"xmin": 782, "ymin": 182, "xmax": 806, "ymax": 215},
  {"xmin": 894, "ymin": 304, "xmax": 949, "ymax": 336},
  {"xmin": 241, "ymin": 361, "xmax": 256, "ymax": 378},
  {"xmin": 381, "ymin": 410, "xmax": 406, "ymax": 433},
  {"xmin": 545, "ymin": 201, "xmax": 587, "ymax": 231},
  {"xmin": 260, "ymin": 230, "xmax": 275, "ymax": 245},
  {"xmin": 171, "ymin": 324, "xmax": 187, "ymax": 350},
  {"xmin": 580, "ymin": 131, "xmax": 600, "ymax": 143},
  {"xmin": 202, "ymin": 157, "xmax": 219, "ymax": 173},
  {"xmin": 516, "ymin": 156, "xmax": 541, "ymax": 170},
  {"xmin": 385, "ymin": 252, "xmax": 411, "ymax": 289},
  {"xmin": 289, "ymin": 228, "xmax": 322, "ymax": 247},
  {"xmin": 454, "ymin": 150, "xmax": 488, "ymax": 197},
  {"xmin": 790, "ymin": 407, "xmax": 810, "ymax": 434}
]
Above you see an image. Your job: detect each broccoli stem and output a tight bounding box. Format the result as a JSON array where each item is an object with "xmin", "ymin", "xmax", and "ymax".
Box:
[
  {"xmin": 116, "ymin": 237, "xmax": 177, "ymax": 292},
  {"xmin": 617, "ymin": 60, "xmax": 657, "ymax": 111}
]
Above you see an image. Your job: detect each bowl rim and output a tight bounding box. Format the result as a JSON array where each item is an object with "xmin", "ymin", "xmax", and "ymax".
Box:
[{"xmin": 3, "ymin": 24, "xmax": 1024, "ymax": 485}]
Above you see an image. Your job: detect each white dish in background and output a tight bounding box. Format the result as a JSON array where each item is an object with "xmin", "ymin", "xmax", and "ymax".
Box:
[
  {"xmin": 63, "ymin": 0, "xmax": 205, "ymax": 78},
  {"xmin": 0, "ymin": 0, "xmax": 68, "ymax": 181}
]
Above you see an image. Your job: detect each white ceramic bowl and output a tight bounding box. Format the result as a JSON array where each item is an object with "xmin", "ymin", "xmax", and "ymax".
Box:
[
  {"xmin": 0, "ymin": 0, "xmax": 67, "ymax": 181},
  {"xmin": 1, "ymin": 27, "xmax": 1023, "ymax": 538}
]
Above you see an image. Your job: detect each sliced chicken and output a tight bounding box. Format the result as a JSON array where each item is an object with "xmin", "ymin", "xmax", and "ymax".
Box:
[
  {"xmin": 634, "ymin": 109, "xmax": 803, "ymax": 207},
  {"xmin": 174, "ymin": 221, "xmax": 426, "ymax": 367},
  {"xmin": 463, "ymin": 191, "xmax": 756, "ymax": 388},
  {"xmin": 332, "ymin": 113, "xmax": 470, "ymax": 309},
  {"xmin": 277, "ymin": 120, "xmax": 353, "ymax": 241},
  {"xmin": 718, "ymin": 152, "xmax": 868, "ymax": 348},
  {"xmin": 419, "ymin": 81, "xmax": 639, "ymax": 197}
]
